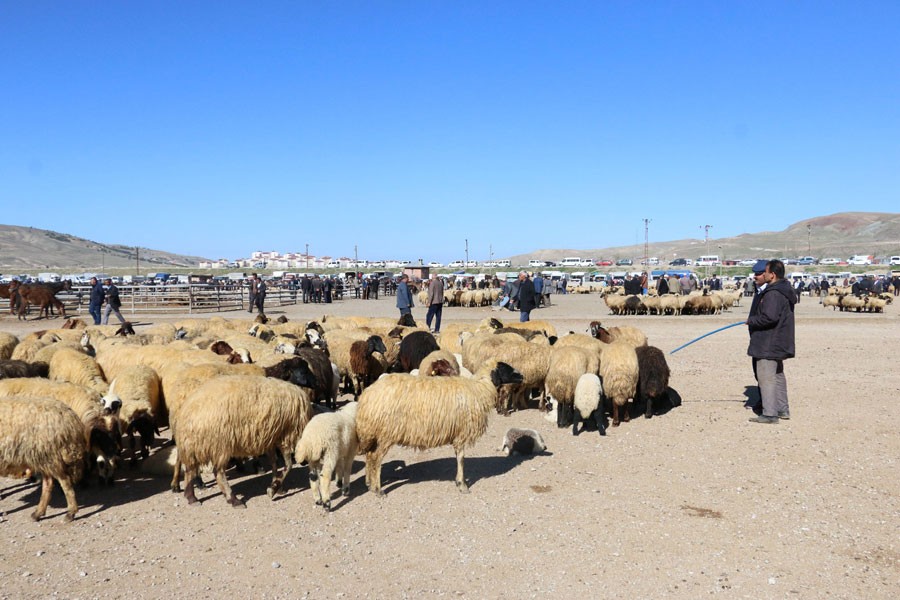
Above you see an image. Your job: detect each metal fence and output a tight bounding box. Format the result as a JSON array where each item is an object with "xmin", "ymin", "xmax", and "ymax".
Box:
[{"xmin": 54, "ymin": 284, "xmax": 300, "ymax": 316}]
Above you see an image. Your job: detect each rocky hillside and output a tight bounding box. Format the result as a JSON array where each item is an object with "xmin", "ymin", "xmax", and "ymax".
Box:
[
  {"xmin": 0, "ymin": 225, "xmax": 209, "ymax": 272},
  {"xmin": 510, "ymin": 212, "xmax": 900, "ymax": 265}
]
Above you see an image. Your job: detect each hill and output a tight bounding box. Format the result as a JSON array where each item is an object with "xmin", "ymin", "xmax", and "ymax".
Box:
[
  {"xmin": 509, "ymin": 212, "xmax": 900, "ymax": 266},
  {"xmin": 0, "ymin": 225, "xmax": 210, "ymax": 272}
]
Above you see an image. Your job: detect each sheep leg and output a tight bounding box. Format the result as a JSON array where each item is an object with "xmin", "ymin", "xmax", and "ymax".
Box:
[
  {"xmin": 454, "ymin": 447, "xmax": 469, "ymax": 493},
  {"xmin": 268, "ymin": 446, "xmax": 292, "ymax": 498},
  {"xmin": 365, "ymin": 449, "xmax": 387, "ymax": 496},
  {"xmin": 308, "ymin": 464, "xmax": 322, "ymax": 505},
  {"xmin": 183, "ymin": 467, "xmax": 200, "ymax": 505},
  {"xmin": 170, "ymin": 455, "xmax": 183, "ymax": 493},
  {"xmin": 318, "ymin": 465, "xmax": 334, "ymax": 511},
  {"xmin": 612, "ymin": 403, "xmax": 620, "ymax": 427},
  {"xmin": 572, "ymin": 412, "xmax": 581, "ymax": 436},
  {"xmin": 644, "ymin": 395, "xmax": 654, "ymax": 419},
  {"xmin": 31, "ymin": 475, "xmax": 53, "ymax": 521},
  {"xmin": 58, "ymin": 476, "xmax": 79, "ymax": 522},
  {"xmin": 339, "ymin": 456, "xmax": 353, "ymax": 497},
  {"xmin": 557, "ymin": 401, "xmax": 569, "ymax": 428},
  {"xmin": 623, "ymin": 401, "xmax": 631, "ymax": 423},
  {"xmin": 214, "ymin": 467, "xmax": 244, "ymax": 508},
  {"xmin": 593, "ymin": 409, "xmax": 607, "ymax": 436}
]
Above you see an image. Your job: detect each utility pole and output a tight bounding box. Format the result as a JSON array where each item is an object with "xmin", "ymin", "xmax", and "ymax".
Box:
[
  {"xmin": 465, "ymin": 239, "xmax": 469, "ymax": 270},
  {"xmin": 354, "ymin": 244, "xmax": 358, "ymax": 268},
  {"xmin": 700, "ymin": 224, "xmax": 713, "ymax": 277},
  {"xmin": 305, "ymin": 243, "xmax": 309, "ymax": 271},
  {"xmin": 135, "ymin": 247, "xmax": 140, "ymax": 275},
  {"xmin": 643, "ymin": 218, "xmax": 651, "ymax": 265},
  {"xmin": 807, "ymin": 224, "xmax": 811, "ymax": 255}
]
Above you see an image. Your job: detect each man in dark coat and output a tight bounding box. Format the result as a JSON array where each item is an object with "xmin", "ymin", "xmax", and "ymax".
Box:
[
  {"xmin": 656, "ymin": 275, "xmax": 669, "ymax": 295},
  {"xmin": 516, "ymin": 271, "xmax": 537, "ymax": 322},
  {"xmin": 746, "ymin": 259, "xmax": 796, "ymax": 424},
  {"xmin": 88, "ymin": 276, "xmax": 104, "ymax": 325}
]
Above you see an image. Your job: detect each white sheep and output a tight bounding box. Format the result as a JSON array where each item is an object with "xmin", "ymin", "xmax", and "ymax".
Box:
[
  {"xmin": 0, "ymin": 331, "xmax": 19, "ymax": 360},
  {"xmin": 177, "ymin": 375, "xmax": 314, "ymax": 507},
  {"xmin": 48, "ymin": 347, "xmax": 109, "ymax": 394},
  {"xmin": 573, "ymin": 373, "xmax": 605, "ymax": 436},
  {"xmin": 293, "ymin": 402, "xmax": 359, "ymax": 511},
  {"xmin": 102, "ymin": 365, "xmax": 162, "ymax": 464},
  {"xmin": 544, "ymin": 345, "xmax": 600, "ymax": 426},
  {"xmin": 356, "ymin": 362, "xmax": 524, "ymax": 495},
  {"xmin": 0, "ymin": 397, "xmax": 85, "ymax": 521},
  {"xmin": 499, "ymin": 428, "xmax": 547, "ymax": 456}
]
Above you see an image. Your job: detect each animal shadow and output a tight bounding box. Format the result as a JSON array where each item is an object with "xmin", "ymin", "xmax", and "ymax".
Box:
[{"xmin": 376, "ymin": 452, "xmax": 544, "ymax": 495}]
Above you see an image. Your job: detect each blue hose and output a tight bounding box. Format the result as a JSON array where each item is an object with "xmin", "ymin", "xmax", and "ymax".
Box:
[{"xmin": 669, "ymin": 321, "xmax": 745, "ymax": 355}]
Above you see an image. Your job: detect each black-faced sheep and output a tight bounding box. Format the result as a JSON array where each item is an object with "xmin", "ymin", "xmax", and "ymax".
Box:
[
  {"xmin": 572, "ymin": 373, "xmax": 606, "ymax": 436},
  {"xmin": 499, "ymin": 428, "xmax": 547, "ymax": 456},
  {"xmin": 293, "ymin": 402, "xmax": 358, "ymax": 511},
  {"xmin": 356, "ymin": 362, "xmax": 524, "ymax": 495},
  {"xmin": 0, "ymin": 397, "xmax": 86, "ymax": 521},
  {"xmin": 635, "ymin": 345, "xmax": 671, "ymax": 418},
  {"xmin": 177, "ymin": 375, "xmax": 314, "ymax": 507},
  {"xmin": 101, "ymin": 365, "xmax": 162, "ymax": 465}
]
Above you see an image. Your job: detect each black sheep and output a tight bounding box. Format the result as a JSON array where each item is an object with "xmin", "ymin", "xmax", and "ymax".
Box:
[
  {"xmin": 635, "ymin": 345, "xmax": 671, "ymax": 418},
  {"xmin": 0, "ymin": 359, "xmax": 50, "ymax": 379},
  {"xmin": 395, "ymin": 330, "xmax": 440, "ymax": 373}
]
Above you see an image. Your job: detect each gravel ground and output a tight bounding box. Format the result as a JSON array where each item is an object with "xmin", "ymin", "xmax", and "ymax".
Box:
[{"xmin": 1, "ymin": 292, "xmax": 899, "ymax": 599}]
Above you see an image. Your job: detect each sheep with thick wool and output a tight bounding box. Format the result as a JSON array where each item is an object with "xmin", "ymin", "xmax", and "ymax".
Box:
[
  {"xmin": 0, "ymin": 378, "xmax": 121, "ymax": 484},
  {"xmin": 356, "ymin": 362, "xmax": 523, "ymax": 495},
  {"xmin": 572, "ymin": 373, "xmax": 605, "ymax": 436},
  {"xmin": 545, "ymin": 345, "xmax": 600, "ymax": 426},
  {"xmin": 0, "ymin": 359, "xmax": 50, "ymax": 379},
  {"xmin": 0, "ymin": 331, "xmax": 18, "ymax": 360},
  {"xmin": 102, "ymin": 365, "xmax": 162, "ymax": 464},
  {"xmin": 0, "ymin": 397, "xmax": 85, "ymax": 521},
  {"xmin": 599, "ymin": 341, "xmax": 639, "ymax": 427},
  {"xmin": 417, "ymin": 349, "xmax": 461, "ymax": 377},
  {"xmin": 589, "ymin": 322, "xmax": 648, "ymax": 348},
  {"xmin": 348, "ymin": 335, "xmax": 388, "ymax": 399},
  {"xmin": 177, "ymin": 375, "xmax": 314, "ymax": 507},
  {"xmin": 462, "ymin": 333, "xmax": 551, "ymax": 413},
  {"xmin": 10, "ymin": 331, "xmax": 61, "ymax": 362},
  {"xmin": 49, "ymin": 347, "xmax": 109, "ymax": 394},
  {"xmin": 293, "ymin": 402, "xmax": 358, "ymax": 511}
]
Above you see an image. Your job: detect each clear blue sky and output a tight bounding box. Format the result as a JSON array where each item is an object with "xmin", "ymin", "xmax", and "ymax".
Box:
[{"xmin": 2, "ymin": 1, "xmax": 898, "ymax": 263}]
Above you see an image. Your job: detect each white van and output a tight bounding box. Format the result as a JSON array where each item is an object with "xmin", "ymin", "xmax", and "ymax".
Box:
[
  {"xmin": 560, "ymin": 257, "xmax": 582, "ymax": 267},
  {"xmin": 888, "ymin": 256, "xmax": 900, "ymax": 266},
  {"xmin": 495, "ymin": 259, "xmax": 511, "ymax": 267},
  {"xmin": 848, "ymin": 255, "xmax": 873, "ymax": 266},
  {"xmin": 528, "ymin": 259, "xmax": 545, "ymax": 268},
  {"xmin": 697, "ymin": 255, "xmax": 720, "ymax": 266}
]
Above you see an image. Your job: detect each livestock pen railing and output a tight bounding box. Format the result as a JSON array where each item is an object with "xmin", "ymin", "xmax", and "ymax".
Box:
[{"xmin": 51, "ymin": 284, "xmax": 300, "ymax": 316}]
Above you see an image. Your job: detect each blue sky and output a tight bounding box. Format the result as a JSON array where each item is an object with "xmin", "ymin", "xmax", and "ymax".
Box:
[{"xmin": 2, "ymin": 1, "xmax": 898, "ymax": 263}]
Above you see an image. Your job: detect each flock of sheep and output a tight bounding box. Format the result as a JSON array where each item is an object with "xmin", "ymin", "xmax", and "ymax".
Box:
[
  {"xmin": 821, "ymin": 287, "xmax": 893, "ymax": 312},
  {"xmin": 0, "ymin": 310, "xmax": 672, "ymax": 522}
]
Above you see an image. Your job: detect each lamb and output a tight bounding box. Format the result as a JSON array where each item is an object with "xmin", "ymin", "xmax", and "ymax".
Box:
[
  {"xmin": 572, "ymin": 373, "xmax": 606, "ymax": 436},
  {"xmin": 394, "ymin": 330, "xmax": 440, "ymax": 373},
  {"xmin": 177, "ymin": 375, "xmax": 314, "ymax": 507},
  {"xmin": 635, "ymin": 345, "xmax": 671, "ymax": 418},
  {"xmin": 545, "ymin": 345, "xmax": 600, "ymax": 426},
  {"xmin": 0, "ymin": 397, "xmax": 85, "ymax": 521},
  {"xmin": 101, "ymin": 365, "xmax": 163, "ymax": 464},
  {"xmin": 356, "ymin": 361, "xmax": 523, "ymax": 494},
  {"xmin": 293, "ymin": 402, "xmax": 359, "ymax": 511},
  {"xmin": 598, "ymin": 341, "xmax": 639, "ymax": 427},
  {"xmin": 499, "ymin": 428, "xmax": 547, "ymax": 456},
  {"xmin": 0, "ymin": 359, "xmax": 50, "ymax": 379}
]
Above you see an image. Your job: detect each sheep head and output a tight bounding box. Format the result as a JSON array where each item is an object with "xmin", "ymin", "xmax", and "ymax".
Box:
[
  {"xmin": 210, "ymin": 340, "xmax": 235, "ymax": 356},
  {"xmin": 367, "ymin": 335, "xmax": 387, "ymax": 356},
  {"xmin": 490, "ymin": 362, "xmax": 524, "ymax": 388}
]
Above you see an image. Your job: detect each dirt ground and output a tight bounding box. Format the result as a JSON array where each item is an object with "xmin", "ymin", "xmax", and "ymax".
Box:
[{"xmin": 1, "ymin": 292, "xmax": 898, "ymax": 599}]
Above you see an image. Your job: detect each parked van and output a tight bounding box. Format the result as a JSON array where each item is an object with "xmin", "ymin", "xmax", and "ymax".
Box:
[
  {"xmin": 696, "ymin": 255, "xmax": 720, "ymax": 266},
  {"xmin": 560, "ymin": 257, "xmax": 582, "ymax": 267},
  {"xmin": 528, "ymin": 259, "xmax": 545, "ymax": 268},
  {"xmin": 495, "ymin": 259, "xmax": 511, "ymax": 267},
  {"xmin": 848, "ymin": 255, "xmax": 873, "ymax": 266},
  {"xmin": 889, "ymin": 256, "xmax": 900, "ymax": 266}
]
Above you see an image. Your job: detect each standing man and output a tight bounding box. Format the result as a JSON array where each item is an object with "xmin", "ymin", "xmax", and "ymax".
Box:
[
  {"xmin": 425, "ymin": 273, "xmax": 444, "ymax": 333},
  {"xmin": 255, "ymin": 276, "xmax": 267, "ymax": 314},
  {"xmin": 746, "ymin": 259, "xmax": 796, "ymax": 424},
  {"xmin": 301, "ymin": 274, "xmax": 311, "ymax": 304},
  {"xmin": 88, "ymin": 276, "xmax": 104, "ymax": 325},
  {"xmin": 396, "ymin": 274, "xmax": 414, "ymax": 318},
  {"xmin": 533, "ymin": 273, "xmax": 544, "ymax": 307},
  {"xmin": 516, "ymin": 271, "xmax": 536, "ymax": 322},
  {"xmin": 102, "ymin": 278, "xmax": 126, "ymax": 325},
  {"xmin": 248, "ymin": 274, "xmax": 259, "ymax": 313}
]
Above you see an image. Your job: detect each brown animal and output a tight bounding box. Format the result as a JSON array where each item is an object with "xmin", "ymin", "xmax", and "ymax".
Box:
[{"xmin": 12, "ymin": 281, "xmax": 71, "ymax": 320}]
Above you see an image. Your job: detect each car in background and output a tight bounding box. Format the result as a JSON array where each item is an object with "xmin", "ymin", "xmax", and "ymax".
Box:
[
  {"xmin": 819, "ymin": 257, "xmax": 840, "ymax": 265},
  {"xmin": 889, "ymin": 256, "xmax": 900, "ymax": 266},
  {"xmin": 428, "ymin": 261, "xmax": 444, "ymax": 268},
  {"xmin": 669, "ymin": 258, "xmax": 691, "ymax": 266},
  {"xmin": 595, "ymin": 259, "xmax": 613, "ymax": 266},
  {"xmin": 615, "ymin": 258, "xmax": 633, "ymax": 266},
  {"xmin": 848, "ymin": 255, "xmax": 873, "ymax": 266},
  {"xmin": 448, "ymin": 260, "xmax": 464, "ymax": 268},
  {"xmin": 739, "ymin": 259, "xmax": 759, "ymax": 266},
  {"xmin": 796, "ymin": 256, "xmax": 817, "ymax": 266}
]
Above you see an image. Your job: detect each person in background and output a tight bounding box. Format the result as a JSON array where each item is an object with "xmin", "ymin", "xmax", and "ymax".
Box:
[
  {"xmin": 533, "ymin": 273, "xmax": 544, "ymax": 307},
  {"xmin": 102, "ymin": 278, "xmax": 126, "ymax": 325},
  {"xmin": 516, "ymin": 271, "xmax": 536, "ymax": 322},
  {"xmin": 396, "ymin": 274, "xmax": 413, "ymax": 318},
  {"xmin": 425, "ymin": 273, "xmax": 444, "ymax": 333},
  {"xmin": 656, "ymin": 274, "xmax": 669, "ymax": 295},
  {"xmin": 255, "ymin": 276, "xmax": 267, "ymax": 314},
  {"xmin": 88, "ymin": 276, "xmax": 104, "ymax": 325},
  {"xmin": 639, "ymin": 271, "xmax": 649, "ymax": 295},
  {"xmin": 818, "ymin": 276, "xmax": 830, "ymax": 303},
  {"xmin": 248, "ymin": 274, "xmax": 259, "ymax": 313}
]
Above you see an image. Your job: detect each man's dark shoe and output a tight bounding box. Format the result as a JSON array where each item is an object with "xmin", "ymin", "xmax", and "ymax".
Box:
[
  {"xmin": 777, "ymin": 411, "xmax": 790, "ymax": 420},
  {"xmin": 748, "ymin": 415, "xmax": 780, "ymax": 424}
]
